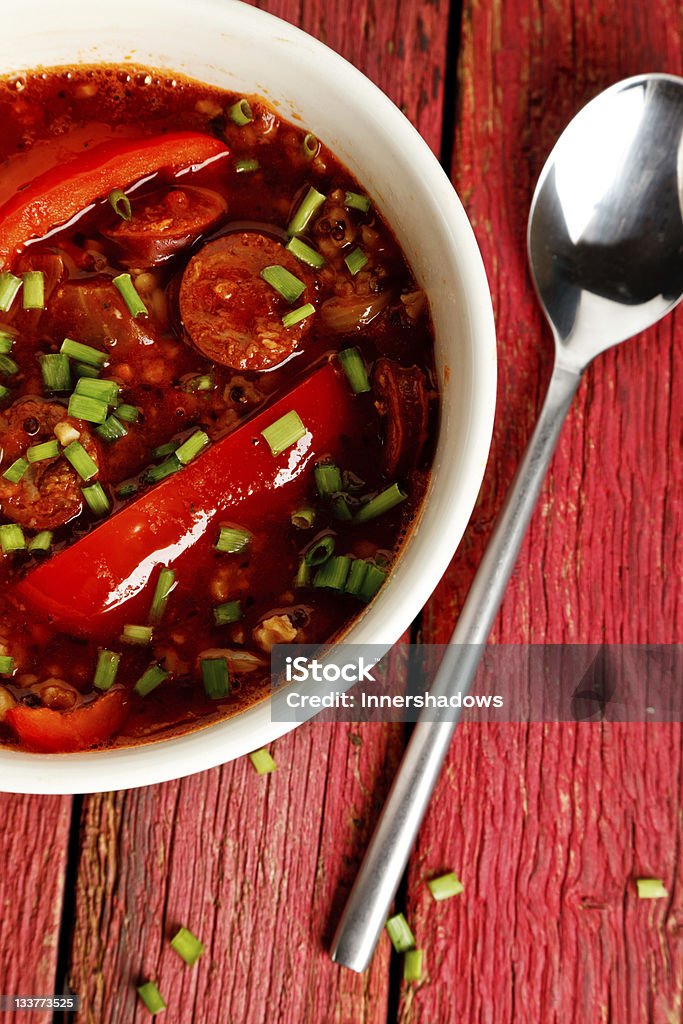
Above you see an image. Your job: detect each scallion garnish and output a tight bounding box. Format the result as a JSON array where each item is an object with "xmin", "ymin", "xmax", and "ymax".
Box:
[
  {"xmin": 96, "ymin": 415, "xmax": 128, "ymax": 443},
  {"xmin": 201, "ymin": 657, "xmax": 230, "ymax": 699},
  {"xmin": 260, "ymin": 265, "xmax": 306, "ymax": 304},
  {"xmin": 427, "ymin": 872, "xmax": 464, "ymax": 901},
  {"xmin": 0, "ymin": 523, "xmax": 26, "ymax": 553},
  {"xmin": 28, "ymin": 530, "xmax": 53, "ymax": 552},
  {"xmin": 0, "ymin": 655, "xmax": 15, "ymax": 675},
  {"xmin": 261, "ymin": 410, "xmax": 306, "ymax": 456},
  {"xmin": 302, "ymin": 132, "xmax": 318, "ymax": 158},
  {"xmin": 291, "ymin": 507, "xmax": 316, "ymax": 529},
  {"xmin": 636, "ymin": 878, "xmax": 668, "ymax": 899},
  {"xmin": 305, "ymin": 535, "xmax": 335, "ymax": 566},
  {"xmin": 338, "ymin": 346, "xmax": 371, "ymax": 393},
  {"xmin": 282, "ymin": 302, "xmax": 315, "ymax": 328},
  {"xmin": 108, "ymin": 187, "xmax": 132, "ymax": 221},
  {"xmin": 355, "ymin": 483, "xmax": 407, "ymax": 522},
  {"xmin": 0, "ymin": 335, "xmax": 13, "ymax": 355},
  {"xmin": 331, "ymin": 494, "xmax": 353, "ymax": 520},
  {"xmin": 0, "ymin": 385, "xmax": 9, "ymax": 402},
  {"xmin": 74, "ymin": 376, "xmax": 120, "ymax": 406},
  {"xmin": 345, "ymin": 558, "xmax": 369, "ymax": 597},
  {"xmin": 175, "ymin": 430, "xmax": 209, "ymax": 466},
  {"xmin": 215, "ymin": 525, "xmax": 251, "ymax": 554},
  {"xmin": 113, "ymin": 273, "xmax": 147, "ymax": 318},
  {"xmin": 249, "ymin": 748, "xmax": 277, "ymax": 774},
  {"xmin": 63, "ymin": 440, "xmax": 98, "ymax": 481},
  {"xmin": 122, "ymin": 624, "xmax": 153, "ymax": 645},
  {"xmin": 285, "ymin": 236, "xmax": 325, "ymax": 269},
  {"xmin": 73, "ymin": 361, "xmax": 101, "ymax": 380},
  {"xmin": 116, "ymin": 481, "xmax": 139, "ymax": 498},
  {"xmin": 22, "ymin": 271, "xmax": 44, "ymax": 310},
  {"xmin": 2, "ymin": 457, "xmax": 28, "ymax": 483},
  {"xmin": 314, "ymin": 463, "xmax": 342, "ymax": 496},
  {"xmin": 93, "ymin": 649, "xmax": 120, "ymax": 691},
  {"xmin": 0, "ymin": 354, "xmax": 18, "ymax": 377},
  {"xmin": 26, "ymin": 439, "xmax": 59, "ymax": 463},
  {"xmin": 313, "ymin": 555, "xmax": 350, "ymax": 590},
  {"xmin": 344, "ymin": 190, "xmax": 372, "ymax": 213},
  {"xmin": 0, "ymin": 273, "xmax": 22, "ymax": 313},
  {"xmin": 145, "ymin": 455, "xmax": 182, "ymax": 484},
  {"xmin": 229, "ymin": 98, "xmax": 253, "ymax": 125},
  {"xmin": 68, "ymin": 393, "xmax": 108, "ymax": 424},
  {"xmin": 60, "ymin": 337, "xmax": 108, "ymax": 368},
  {"xmin": 287, "ymin": 186, "xmax": 326, "ymax": 235},
  {"xmin": 149, "ymin": 567, "xmax": 176, "ymax": 625},
  {"xmin": 295, "ymin": 558, "xmax": 310, "ymax": 588},
  {"xmin": 170, "ymin": 926, "xmax": 204, "ymax": 966},
  {"xmin": 235, "ymin": 157, "xmax": 259, "ymax": 173},
  {"xmin": 359, "ymin": 563, "xmax": 388, "ymax": 602},
  {"xmin": 344, "ymin": 247, "xmax": 368, "ymax": 276},
  {"xmin": 115, "ymin": 403, "xmax": 140, "ymax": 423},
  {"xmin": 403, "ymin": 949, "xmax": 423, "ymax": 983},
  {"xmin": 385, "ymin": 913, "xmax": 415, "ymax": 953},
  {"xmin": 81, "ymin": 481, "xmax": 110, "ymax": 516},
  {"xmin": 40, "ymin": 353, "xmax": 71, "ymax": 392},
  {"xmin": 213, "ymin": 600, "xmax": 242, "ymax": 626},
  {"xmin": 182, "ymin": 373, "xmax": 214, "ymax": 393},
  {"xmin": 136, "ymin": 981, "xmax": 166, "ymax": 1015},
  {"xmin": 152, "ymin": 440, "xmax": 179, "ymax": 460}
]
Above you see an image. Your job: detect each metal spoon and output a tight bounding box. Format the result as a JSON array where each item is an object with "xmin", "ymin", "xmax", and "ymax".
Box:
[{"xmin": 331, "ymin": 73, "xmax": 683, "ymax": 972}]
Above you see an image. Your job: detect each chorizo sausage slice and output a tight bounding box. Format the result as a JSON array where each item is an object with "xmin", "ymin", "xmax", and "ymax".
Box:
[
  {"xmin": 373, "ymin": 358, "xmax": 429, "ymax": 478},
  {"xmin": 178, "ymin": 232, "xmax": 315, "ymax": 371},
  {"xmin": 103, "ymin": 186, "xmax": 228, "ymax": 266},
  {"xmin": 0, "ymin": 399, "xmax": 102, "ymax": 530}
]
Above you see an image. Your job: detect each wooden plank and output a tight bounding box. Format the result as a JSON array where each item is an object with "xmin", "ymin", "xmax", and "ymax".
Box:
[{"xmin": 398, "ymin": 0, "xmax": 683, "ymax": 1021}]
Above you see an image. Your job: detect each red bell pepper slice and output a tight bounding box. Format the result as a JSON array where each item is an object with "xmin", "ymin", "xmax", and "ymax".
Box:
[
  {"xmin": 5, "ymin": 689, "xmax": 129, "ymax": 753},
  {"xmin": 0, "ymin": 131, "xmax": 229, "ymax": 268},
  {"xmin": 14, "ymin": 362, "xmax": 359, "ymax": 638}
]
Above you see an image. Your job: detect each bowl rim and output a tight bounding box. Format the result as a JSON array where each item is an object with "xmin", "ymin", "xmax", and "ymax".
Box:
[{"xmin": 0, "ymin": 0, "xmax": 497, "ymax": 793}]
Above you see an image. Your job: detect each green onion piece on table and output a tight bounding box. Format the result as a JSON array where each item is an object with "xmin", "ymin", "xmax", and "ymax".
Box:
[
  {"xmin": 136, "ymin": 981, "xmax": 166, "ymax": 1015},
  {"xmin": 313, "ymin": 555, "xmax": 350, "ymax": 590},
  {"xmin": 344, "ymin": 190, "xmax": 372, "ymax": 213},
  {"xmin": 338, "ymin": 346, "xmax": 371, "ymax": 393},
  {"xmin": 287, "ymin": 186, "xmax": 326, "ymax": 235},
  {"xmin": 134, "ymin": 664, "xmax": 168, "ymax": 697},
  {"xmin": 282, "ymin": 302, "xmax": 315, "ymax": 328},
  {"xmin": 249, "ymin": 748, "xmax": 277, "ymax": 775},
  {"xmin": 113, "ymin": 273, "xmax": 147, "ymax": 318},
  {"xmin": 355, "ymin": 483, "xmax": 407, "ymax": 523},
  {"xmin": 60, "ymin": 337, "xmax": 108, "ymax": 368},
  {"xmin": 403, "ymin": 949, "xmax": 423, "ymax": 983},
  {"xmin": 63, "ymin": 441, "xmax": 98, "ymax": 481},
  {"xmin": 213, "ymin": 600, "xmax": 242, "ymax": 626},
  {"xmin": 427, "ymin": 871, "xmax": 464, "ymax": 901},
  {"xmin": 235, "ymin": 157, "xmax": 259, "ymax": 173},
  {"xmin": 74, "ymin": 376, "xmax": 120, "ymax": 406},
  {"xmin": 0, "ymin": 273, "xmax": 22, "ymax": 313},
  {"xmin": 201, "ymin": 657, "xmax": 230, "ymax": 699},
  {"xmin": 344, "ymin": 247, "xmax": 368, "ymax": 276},
  {"xmin": 28, "ymin": 530, "xmax": 53, "ymax": 552},
  {"xmin": 261, "ymin": 410, "xmax": 306, "ymax": 456},
  {"xmin": 291, "ymin": 507, "xmax": 316, "ymax": 529},
  {"xmin": 26, "ymin": 439, "xmax": 59, "ymax": 463},
  {"xmin": 93, "ymin": 649, "xmax": 121, "ymax": 691},
  {"xmin": 22, "ymin": 271, "xmax": 45, "ymax": 310},
  {"xmin": 0, "ymin": 655, "xmax": 15, "ymax": 675},
  {"xmin": 149, "ymin": 567, "xmax": 176, "ymax": 625},
  {"xmin": 81, "ymin": 482, "xmax": 110, "ymax": 516},
  {"xmin": 121, "ymin": 624, "xmax": 153, "ymax": 645},
  {"xmin": 260, "ymin": 264, "xmax": 306, "ymax": 304},
  {"xmin": 170, "ymin": 926, "xmax": 204, "ymax": 966},
  {"xmin": 40, "ymin": 353, "xmax": 71, "ymax": 392},
  {"xmin": 285, "ymin": 236, "xmax": 325, "ymax": 269},
  {"xmin": 636, "ymin": 878, "xmax": 668, "ymax": 899},
  {"xmin": 96, "ymin": 415, "xmax": 128, "ymax": 443},
  {"xmin": 2, "ymin": 457, "xmax": 28, "ymax": 483},
  {"xmin": 215, "ymin": 525, "xmax": 251, "ymax": 554},
  {"xmin": 108, "ymin": 187, "xmax": 132, "ymax": 220},
  {"xmin": 314, "ymin": 463, "xmax": 342, "ymax": 496},
  {"xmin": 385, "ymin": 913, "xmax": 415, "ymax": 953},
  {"xmin": 0, "ymin": 524, "xmax": 26, "ymax": 553},
  {"xmin": 305, "ymin": 535, "xmax": 335, "ymax": 566},
  {"xmin": 175, "ymin": 430, "xmax": 209, "ymax": 466},
  {"xmin": 229, "ymin": 98, "xmax": 253, "ymax": 125}
]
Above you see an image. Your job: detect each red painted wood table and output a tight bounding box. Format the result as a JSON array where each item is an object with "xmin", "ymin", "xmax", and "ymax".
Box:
[{"xmin": 1, "ymin": 2, "xmax": 681, "ymax": 1022}]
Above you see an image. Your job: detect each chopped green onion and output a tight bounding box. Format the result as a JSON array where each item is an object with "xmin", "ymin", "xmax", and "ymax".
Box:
[
  {"xmin": 0, "ymin": 354, "xmax": 18, "ymax": 376},
  {"xmin": 68, "ymin": 393, "xmax": 108, "ymax": 424},
  {"xmin": 288, "ymin": 186, "xmax": 326, "ymax": 235},
  {"xmin": 113, "ymin": 273, "xmax": 147, "ymax": 318},
  {"xmin": 28, "ymin": 530, "xmax": 53, "ymax": 552},
  {"xmin": 344, "ymin": 247, "xmax": 368, "ymax": 276},
  {"xmin": 344, "ymin": 190, "xmax": 372, "ymax": 213},
  {"xmin": 108, "ymin": 187, "xmax": 132, "ymax": 221},
  {"xmin": 149, "ymin": 567, "xmax": 176, "ymax": 625},
  {"xmin": 313, "ymin": 555, "xmax": 350, "ymax": 590},
  {"xmin": 152, "ymin": 440, "xmax": 179, "ymax": 460},
  {"xmin": 121, "ymin": 624, "xmax": 153, "ymax": 645},
  {"xmin": 74, "ymin": 376, "xmax": 120, "ymax": 406},
  {"xmin": 249, "ymin": 748, "xmax": 277, "ymax": 774},
  {"xmin": 62, "ymin": 441, "xmax": 98, "ymax": 481},
  {"xmin": 136, "ymin": 981, "xmax": 166, "ymax": 1015},
  {"xmin": 60, "ymin": 337, "xmax": 108, "ymax": 368},
  {"xmin": 355, "ymin": 483, "xmax": 407, "ymax": 523},
  {"xmin": 229, "ymin": 98, "xmax": 253, "ymax": 125},
  {"xmin": 22, "ymin": 271, "xmax": 44, "ymax": 310},
  {"xmin": 291, "ymin": 507, "xmax": 316, "ymax": 529},
  {"xmin": 285, "ymin": 236, "xmax": 325, "ymax": 269},
  {"xmin": 145, "ymin": 455, "xmax": 182, "ymax": 484},
  {"xmin": 116, "ymin": 481, "xmax": 139, "ymax": 498},
  {"xmin": 305, "ymin": 535, "xmax": 335, "ymax": 566},
  {"xmin": 0, "ymin": 273, "xmax": 21, "ymax": 312},
  {"xmin": 235, "ymin": 157, "xmax": 259, "ymax": 173},
  {"xmin": 115, "ymin": 403, "xmax": 140, "ymax": 423},
  {"xmin": 261, "ymin": 410, "xmax": 306, "ymax": 456},
  {"xmin": 332, "ymin": 494, "xmax": 353, "ymax": 520},
  {"xmin": 182, "ymin": 373, "xmax": 214, "ymax": 393},
  {"xmin": 0, "ymin": 655, "xmax": 15, "ymax": 674},
  {"xmin": 314, "ymin": 463, "xmax": 342, "ymax": 496},
  {"xmin": 303, "ymin": 132, "xmax": 318, "ymax": 158},
  {"xmin": 0, "ymin": 523, "xmax": 26, "ymax": 553},
  {"xmin": 81, "ymin": 481, "xmax": 111, "ymax": 516},
  {"xmin": 2, "ymin": 457, "xmax": 28, "ymax": 483},
  {"xmin": 175, "ymin": 430, "xmax": 209, "ymax": 466},
  {"xmin": 403, "ymin": 949, "xmax": 423, "ymax": 983},
  {"xmin": 73, "ymin": 361, "xmax": 101, "ymax": 380},
  {"xmin": 359, "ymin": 563, "xmax": 388, "ymax": 602},
  {"xmin": 636, "ymin": 878, "xmax": 668, "ymax": 899},
  {"xmin": 338, "ymin": 346, "xmax": 371, "ymax": 394},
  {"xmin": 40, "ymin": 353, "xmax": 71, "ymax": 392},
  {"xmin": 96, "ymin": 415, "xmax": 128, "ymax": 443},
  {"xmin": 170, "ymin": 926, "xmax": 204, "ymax": 966},
  {"xmin": 26, "ymin": 439, "xmax": 59, "ymax": 463},
  {"xmin": 282, "ymin": 302, "xmax": 315, "ymax": 328},
  {"xmin": 260, "ymin": 265, "xmax": 306, "ymax": 304},
  {"xmin": 427, "ymin": 871, "xmax": 464, "ymax": 901},
  {"xmin": 295, "ymin": 558, "xmax": 310, "ymax": 588},
  {"xmin": 345, "ymin": 559, "xmax": 369, "ymax": 597},
  {"xmin": 201, "ymin": 657, "xmax": 230, "ymax": 699},
  {"xmin": 135, "ymin": 665, "xmax": 168, "ymax": 699},
  {"xmin": 215, "ymin": 525, "xmax": 251, "ymax": 554},
  {"xmin": 0, "ymin": 385, "xmax": 9, "ymax": 402},
  {"xmin": 0, "ymin": 335, "xmax": 13, "ymax": 355},
  {"xmin": 93, "ymin": 649, "xmax": 120, "ymax": 691},
  {"xmin": 385, "ymin": 913, "xmax": 415, "ymax": 953},
  {"xmin": 213, "ymin": 600, "xmax": 242, "ymax": 626}
]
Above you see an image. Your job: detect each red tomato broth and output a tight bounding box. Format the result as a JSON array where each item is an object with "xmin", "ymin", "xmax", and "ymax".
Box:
[{"xmin": 0, "ymin": 66, "xmax": 438, "ymax": 752}]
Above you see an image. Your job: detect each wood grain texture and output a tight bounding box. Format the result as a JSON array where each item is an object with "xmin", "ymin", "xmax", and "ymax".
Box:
[{"xmin": 398, "ymin": 1, "xmax": 683, "ymax": 1021}]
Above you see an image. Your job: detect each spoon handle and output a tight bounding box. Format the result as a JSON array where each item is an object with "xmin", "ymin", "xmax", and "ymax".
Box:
[{"xmin": 331, "ymin": 361, "xmax": 582, "ymax": 973}]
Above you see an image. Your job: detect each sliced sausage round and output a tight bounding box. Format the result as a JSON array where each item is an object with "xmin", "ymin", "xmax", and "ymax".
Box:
[
  {"xmin": 178, "ymin": 232, "xmax": 315, "ymax": 371},
  {"xmin": 0, "ymin": 399, "xmax": 102, "ymax": 530},
  {"xmin": 103, "ymin": 186, "xmax": 228, "ymax": 266}
]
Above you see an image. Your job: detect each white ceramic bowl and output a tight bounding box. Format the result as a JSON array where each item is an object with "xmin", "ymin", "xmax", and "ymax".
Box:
[{"xmin": 0, "ymin": 0, "xmax": 496, "ymax": 793}]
